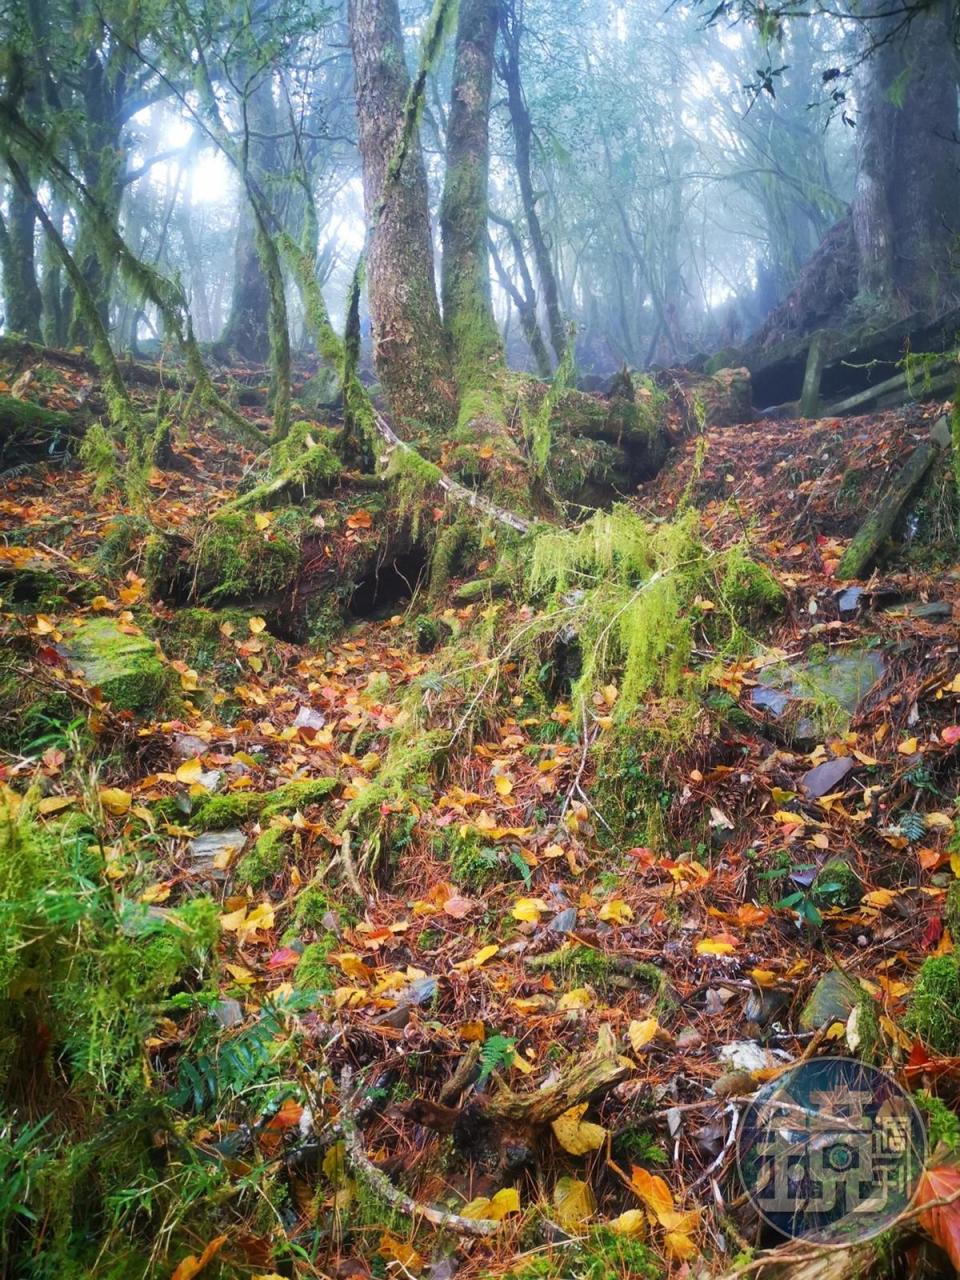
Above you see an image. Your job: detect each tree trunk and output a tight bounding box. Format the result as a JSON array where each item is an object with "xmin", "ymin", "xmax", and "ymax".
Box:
[
  {"xmin": 498, "ymin": 0, "xmax": 565, "ymax": 366},
  {"xmin": 0, "ymin": 181, "xmax": 43, "ymax": 341},
  {"xmin": 439, "ymin": 0, "xmax": 501, "ymax": 385},
  {"xmin": 348, "ymin": 0, "xmax": 455, "ymax": 434},
  {"xmin": 853, "ymin": 0, "xmax": 959, "ymax": 309},
  {"xmin": 218, "ymin": 72, "xmax": 283, "ymax": 364}
]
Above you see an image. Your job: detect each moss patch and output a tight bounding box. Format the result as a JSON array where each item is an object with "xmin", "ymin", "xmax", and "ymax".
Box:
[{"xmin": 906, "ymin": 955, "xmax": 960, "ymax": 1055}]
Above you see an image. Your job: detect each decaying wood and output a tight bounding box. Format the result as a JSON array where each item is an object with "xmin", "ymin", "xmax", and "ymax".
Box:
[
  {"xmin": 339, "ymin": 1064, "xmax": 500, "ymax": 1237},
  {"xmin": 799, "ymin": 331, "xmax": 825, "ymax": 419},
  {"xmin": 824, "ymin": 357, "xmax": 954, "ymax": 417},
  {"xmin": 717, "ymin": 1240, "xmax": 881, "ymax": 1280},
  {"xmin": 837, "ymin": 415, "xmax": 951, "ymax": 579},
  {"xmin": 484, "ymin": 1038, "xmax": 630, "ymax": 1124}
]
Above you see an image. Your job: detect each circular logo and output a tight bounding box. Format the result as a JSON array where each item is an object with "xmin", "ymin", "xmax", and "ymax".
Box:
[{"xmin": 737, "ymin": 1057, "xmax": 926, "ymax": 1244}]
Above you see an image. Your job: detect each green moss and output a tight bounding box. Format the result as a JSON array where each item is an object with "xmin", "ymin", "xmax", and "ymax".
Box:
[
  {"xmin": 189, "ymin": 777, "xmax": 337, "ymax": 830},
  {"xmin": 916, "ymin": 1089, "xmax": 960, "ymax": 1152},
  {"xmin": 947, "ymin": 880, "xmax": 960, "ymax": 941},
  {"xmin": 194, "ymin": 510, "xmax": 302, "ymax": 603},
  {"xmin": 812, "ymin": 859, "xmax": 862, "ymax": 910},
  {"xmin": 235, "ymin": 826, "xmax": 288, "ymax": 888},
  {"xmin": 293, "ymin": 883, "xmax": 339, "ymax": 932},
  {"xmin": 95, "ymin": 514, "xmax": 152, "ymax": 579},
  {"xmin": 906, "ymin": 955, "xmax": 960, "ymax": 1054},
  {"xmin": 720, "ymin": 545, "xmax": 784, "ymax": 617},
  {"xmin": 293, "ymin": 936, "xmax": 343, "ymax": 993},
  {"xmin": 61, "ymin": 616, "xmax": 171, "ymax": 712},
  {"xmin": 78, "ymin": 421, "xmax": 121, "ymax": 497},
  {"xmin": 447, "ymin": 827, "xmax": 501, "ymax": 891}
]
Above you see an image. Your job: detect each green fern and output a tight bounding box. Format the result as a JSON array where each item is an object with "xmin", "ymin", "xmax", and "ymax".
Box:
[{"xmin": 478, "ymin": 1034, "xmax": 517, "ymax": 1084}]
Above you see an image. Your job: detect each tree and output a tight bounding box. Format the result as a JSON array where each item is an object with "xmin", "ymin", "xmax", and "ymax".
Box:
[{"xmin": 347, "ymin": 0, "xmax": 455, "ymax": 433}]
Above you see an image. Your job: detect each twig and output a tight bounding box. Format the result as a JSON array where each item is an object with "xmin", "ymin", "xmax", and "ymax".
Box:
[{"xmin": 339, "ymin": 1065, "xmax": 501, "ymax": 1237}]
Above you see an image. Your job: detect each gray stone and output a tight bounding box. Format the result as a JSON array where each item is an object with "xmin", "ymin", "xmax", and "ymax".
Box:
[
  {"xmin": 212, "ymin": 998, "xmax": 244, "ymax": 1028},
  {"xmin": 186, "ymin": 828, "xmax": 246, "ymax": 879},
  {"xmin": 750, "ymin": 648, "xmax": 886, "ymax": 743},
  {"xmin": 800, "ymin": 756, "xmax": 855, "ymax": 799},
  {"xmin": 549, "ymin": 907, "xmax": 578, "ymax": 934},
  {"xmin": 836, "ymin": 586, "xmax": 864, "ymax": 618},
  {"xmin": 887, "ymin": 600, "xmax": 952, "ymax": 621},
  {"xmin": 799, "ymin": 969, "xmax": 860, "ymax": 1031}
]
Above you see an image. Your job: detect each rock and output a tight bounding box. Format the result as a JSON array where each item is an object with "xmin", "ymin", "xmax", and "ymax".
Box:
[
  {"xmin": 798, "ymin": 969, "xmax": 860, "ymax": 1031},
  {"xmin": 187, "ymin": 828, "xmax": 247, "ymax": 879},
  {"xmin": 835, "ymin": 586, "xmax": 864, "ymax": 618},
  {"xmin": 718, "ymin": 1040, "xmax": 770, "ymax": 1072},
  {"xmin": 60, "ymin": 616, "xmax": 170, "ymax": 712},
  {"xmin": 172, "ymin": 732, "xmax": 210, "ymax": 759},
  {"xmin": 212, "ymin": 997, "xmax": 244, "ymax": 1028},
  {"xmin": 800, "ymin": 756, "xmax": 855, "ymax": 799},
  {"xmin": 548, "ymin": 907, "xmax": 578, "ymax": 934},
  {"xmin": 750, "ymin": 648, "xmax": 886, "ymax": 744},
  {"xmin": 675, "ymin": 1026, "xmax": 703, "ymax": 1051}
]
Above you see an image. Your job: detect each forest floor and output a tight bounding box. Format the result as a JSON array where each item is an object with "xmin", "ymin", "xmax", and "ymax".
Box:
[{"xmin": 2, "ymin": 354, "xmax": 960, "ymax": 1280}]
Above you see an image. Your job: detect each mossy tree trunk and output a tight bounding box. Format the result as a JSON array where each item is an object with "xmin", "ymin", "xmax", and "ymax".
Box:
[
  {"xmin": 439, "ymin": 0, "xmax": 501, "ymax": 387},
  {"xmin": 348, "ymin": 0, "xmax": 456, "ymax": 435},
  {"xmin": 0, "ymin": 180, "xmax": 43, "ymax": 341}
]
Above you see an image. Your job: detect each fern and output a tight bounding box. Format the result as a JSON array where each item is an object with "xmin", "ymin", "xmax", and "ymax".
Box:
[{"xmin": 478, "ymin": 1034, "xmax": 517, "ymax": 1085}]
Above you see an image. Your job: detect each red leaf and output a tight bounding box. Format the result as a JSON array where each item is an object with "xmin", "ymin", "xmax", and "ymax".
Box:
[
  {"xmin": 917, "ymin": 1165, "xmax": 960, "ymax": 1268},
  {"xmin": 267, "ymin": 947, "xmax": 301, "ymax": 970},
  {"xmin": 942, "ymin": 725, "xmax": 960, "ymax": 746}
]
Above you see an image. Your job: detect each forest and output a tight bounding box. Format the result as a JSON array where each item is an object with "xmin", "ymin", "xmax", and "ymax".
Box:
[{"xmin": 1, "ymin": 0, "xmax": 960, "ymax": 1276}]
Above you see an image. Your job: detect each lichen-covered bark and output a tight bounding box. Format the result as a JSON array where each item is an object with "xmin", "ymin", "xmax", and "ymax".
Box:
[
  {"xmin": 439, "ymin": 0, "xmax": 501, "ymax": 384},
  {"xmin": 348, "ymin": 0, "xmax": 455, "ymax": 433}
]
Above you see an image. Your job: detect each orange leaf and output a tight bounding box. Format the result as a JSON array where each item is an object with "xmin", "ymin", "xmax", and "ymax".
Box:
[
  {"xmin": 170, "ymin": 1235, "xmax": 228, "ymax": 1280},
  {"xmin": 917, "ymin": 1165, "xmax": 960, "ymax": 1269},
  {"xmin": 346, "ymin": 508, "xmax": 373, "ymax": 529}
]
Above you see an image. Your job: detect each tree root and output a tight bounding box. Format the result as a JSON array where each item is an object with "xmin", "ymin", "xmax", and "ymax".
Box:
[{"xmin": 339, "ymin": 1065, "xmax": 500, "ymax": 1237}]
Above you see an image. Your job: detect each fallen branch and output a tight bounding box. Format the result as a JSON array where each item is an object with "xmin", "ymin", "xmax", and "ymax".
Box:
[
  {"xmin": 836, "ymin": 415, "xmax": 951, "ymax": 579},
  {"xmin": 339, "ymin": 1065, "xmax": 500, "ymax": 1237},
  {"xmin": 372, "ymin": 407, "xmax": 531, "ymax": 534}
]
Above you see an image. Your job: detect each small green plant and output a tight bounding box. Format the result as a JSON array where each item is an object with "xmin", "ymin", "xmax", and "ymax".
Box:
[
  {"xmin": 916, "ymin": 1090, "xmax": 960, "ymax": 1152},
  {"xmin": 478, "ymin": 1034, "xmax": 517, "ymax": 1084},
  {"xmin": 906, "ymin": 955, "xmax": 960, "ymax": 1054}
]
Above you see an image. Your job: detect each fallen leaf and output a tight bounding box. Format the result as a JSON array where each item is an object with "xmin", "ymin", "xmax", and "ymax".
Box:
[
  {"xmin": 99, "ymin": 787, "xmax": 132, "ymax": 816},
  {"xmin": 628, "ymin": 1018, "xmax": 660, "ymax": 1052},
  {"xmin": 917, "ymin": 1165, "xmax": 960, "ymax": 1269},
  {"xmin": 598, "ymin": 899, "xmax": 634, "ymax": 924},
  {"xmin": 696, "ymin": 937, "xmax": 736, "ymax": 956},
  {"xmin": 552, "ymin": 1176, "xmax": 596, "ymax": 1229},
  {"xmin": 170, "ymin": 1235, "xmax": 228, "ymax": 1280},
  {"xmin": 551, "ymin": 1103, "xmax": 608, "ymax": 1155}
]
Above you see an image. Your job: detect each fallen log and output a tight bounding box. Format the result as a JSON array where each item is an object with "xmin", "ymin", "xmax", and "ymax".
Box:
[
  {"xmin": 0, "ymin": 393, "xmax": 83, "ymax": 465},
  {"xmin": 837, "ymin": 416, "xmax": 952, "ymax": 579},
  {"xmin": 824, "ymin": 358, "xmax": 954, "ymax": 417}
]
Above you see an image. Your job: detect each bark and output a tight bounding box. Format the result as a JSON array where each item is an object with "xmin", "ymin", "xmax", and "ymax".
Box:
[
  {"xmin": 0, "ymin": 181, "xmax": 43, "ymax": 340},
  {"xmin": 853, "ymin": 0, "xmax": 959, "ymax": 308},
  {"xmin": 489, "ymin": 213, "xmax": 552, "ymax": 378},
  {"xmin": 439, "ymin": 0, "xmax": 501, "ymax": 384},
  {"xmin": 348, "ymin": 0, "xmax": 455, "ymax": 432},
  {"xmin": 497, "ymin": 0, "xmax": 566, "ymax": 365}
]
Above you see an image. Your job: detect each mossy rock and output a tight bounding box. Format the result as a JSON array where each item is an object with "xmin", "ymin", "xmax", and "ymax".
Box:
[
  {"xmin": 799, "ymin": 969, "xmax": 861, "ymax": 1031},
  {"xmin": 61, "ymin": 616, "xmax": 171, "ymax": 712},
  {"xmin": 812, "ymin": 858, "xmax": 862, "ymax": 910},
  {"xmin": 906, "ymin": 955, "xmax": 960, "ymax": 1055}
]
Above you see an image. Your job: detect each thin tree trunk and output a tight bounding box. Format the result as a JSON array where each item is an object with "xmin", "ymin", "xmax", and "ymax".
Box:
[
  {"xmin": 348, "ymin": 0, "xmax": 455, "ymax": 434},
  {"xmin": 439, "ymin": 0, "xmax": 501, "ymax": 385},
  {"xmin": 0, "ymin": 180, "xmax": 43, "ymax": 340},
  {"xmin": 498, "ymin": 0, "xmax": 566, "ymax": 364}
]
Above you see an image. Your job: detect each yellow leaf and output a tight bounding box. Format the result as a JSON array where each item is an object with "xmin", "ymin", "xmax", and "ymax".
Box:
[
  {"xmin": 552, "ymin": 1176, "xmax": 596, "ymax": 1230},
  {"xmin": 90, "ymin": 594, "xmax": 112, "ymax": 611},
  {"xmin": 99, "ymin": 787, "xmax": 131, "ymax": 816},
  {"xmin": 458, "ymin": 1020, "xmax": 486, "ymax": 1042},
  {"xmin": 140, "ymin": 881, "xmax": 172, "ymax": 904},
  {"xmin": 926, "ymin": 812, "xmax": 954, "ymax": 830},
  {"xmin": 494, "ymin": 774, "xmax": 513, "ymax": 797},
  {"xmin": 334, "ymin": 952, "xmax": 373, "ymax": 982},
  {"xmin": 750, "ymin": 968, "xmax": 778, "ymax": 987},
  {"xmin": 628, "ymin": 1018, "xmax": 659, "ymax": 1052},
  {"xmin": 852, "ymin": 750, "xmax": 879, "ymax": 766},
  {"xmin": 254, "ymin": 512, "xmax": 273, "ymax": 531},
  {"xmin": 489, "ymin": 1186, "xmax": 520, "ymax": 1219},
  {"xmin": 512, "ymin": 897, "xmax": 548, "ymax": 923},
  {"xmin": 825, "ymin": 1021, "xmax": 847, "ymax": 1040},
  {"xmin": 453, "ymin": 944, "xmax": 499, "ymax": 972},
  {"xmin": 37, "ymin": 794, "xmax": 77, "ymax": 816},
  {"xmin": 664, "ymin": 1231, "xmax": 698, "ymax": 1260},
  {"xmin": 599, "ymin": 899, "xmax": 633, "ymax": 924},
  {"xmin": 602, "ymin": 683, "xmax": 619, "ymax": 707},
  {"xmin": 608, "ymin": 1209, "xmax": 646, "ymax": 1237},
  {"xmin": 551, "ymin": 1103, "xmax": 607, "ymax": 1155},
  {"xmin": 219, "ymin": 906, "xmax": 248, "ymax": 932},
  {"xmin": 378, "ymin": 1232, "xmax": 423, "ymax": 1273},
  {"xmin": 862, "ymin": 888, "xmax": 895, "ymax": 908},
  {"xmin": 179, "ymin": 668, "xmax": 200, "ymax": 692},
  {"xmin": 897, "ymin": 737, "xmax": 919, "ymax": 755},
  {"xmin": 175, "ymin": 757, "xmax": 205, "ymax": 785},
  {"xmin": 695, "ymin": 937, "xmax": 735, "ymax": 956},
  {"xmin": 248, "ymin": 616, "xmax": 267, "ymax": 634},
  {"xmin": 557, "ymin": 986, "xmax": 594, "ymax": 1011},
  {"xmin": 512, "ymin": 1051, "xmax": 535, "ymax": 1074}
]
